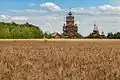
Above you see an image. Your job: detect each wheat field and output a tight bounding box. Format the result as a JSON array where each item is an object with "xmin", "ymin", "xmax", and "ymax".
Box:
[{"xmin": 0, "ymin": 39, "xmax": 120, "ymax": 80}]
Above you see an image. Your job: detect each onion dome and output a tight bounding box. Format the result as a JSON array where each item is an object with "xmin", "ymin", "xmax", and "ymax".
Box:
[{"xmin": 68, "ymin": 11, "xmax": 72, "ymax": 16}]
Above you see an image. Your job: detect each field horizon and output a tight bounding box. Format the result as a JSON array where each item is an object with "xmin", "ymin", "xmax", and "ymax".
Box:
[{"xmin": 0, "ymin": 39, "xmax": 120, "ymax": 42}]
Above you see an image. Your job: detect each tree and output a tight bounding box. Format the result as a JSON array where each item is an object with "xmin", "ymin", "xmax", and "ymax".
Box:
[
  {"xmin": 11, "ymin": 26, "xmax": 22, "ymax": 39},
  {"xmin": 43, "ymin": 31, "xmax": 52, "ymax": 39},
  {"xmin": 76, "ymin": 33, "xmax": 83, "ymax": 39},
  {"xmin": 113, "ymin": 32, "xmax": 120, "ymax": 39},
  {"xmin": 107, "ymin": 32, "xmax": 114, "ymax": 39},
  {"xmin": 100, "ymin": 31, "xmax": 106, "ymax": 39},
  {"xmin": 0, "ymin": 22, "xmax": 43, "ymax": 39},
  {"xmin": 87, "ymin": 33, "xmax": 101, "ymax": 39},
  {"xmin": 0, "ymin": 24, "xmax": 11, "ymax": 38}
]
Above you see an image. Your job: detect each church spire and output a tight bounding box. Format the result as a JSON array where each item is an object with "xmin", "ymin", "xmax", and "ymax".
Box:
[
  {"xmin": 93, "ymin": 24, "xmax": 99, "ymax": 34},
  {"xmin": 94, "ymin": 24, "xmax": 98, "ymax": 31},
  {"xmin": 68, "ymin": 8, "xmax": 72, "ymax": 16},
  {"xmin": 69, "ymin": 8, "xmax": 71, "ymax": 12}
]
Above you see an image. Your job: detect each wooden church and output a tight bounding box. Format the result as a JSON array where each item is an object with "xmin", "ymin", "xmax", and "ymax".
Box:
[{"xmin": 62, "ymin": 10, "xmax": 78, "ymax": 38}]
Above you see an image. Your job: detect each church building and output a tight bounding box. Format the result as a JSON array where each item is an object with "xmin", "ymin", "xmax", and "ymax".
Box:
[
  {"xmin": 93, "ymin": 24, "xmax": 99, "ymax": 34},
  {"xmin": 62, "ymin": 10, "xmax": 78, "ymax": 38}
]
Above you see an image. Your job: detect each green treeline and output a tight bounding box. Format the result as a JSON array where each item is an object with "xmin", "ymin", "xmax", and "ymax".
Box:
[
  {"xmin": 0, "ymin": 22, "xmax": 43, "ymax": 39},
  {"xmin": 1, "ymin": 22, "xmax": 120, "ymax": 39}
]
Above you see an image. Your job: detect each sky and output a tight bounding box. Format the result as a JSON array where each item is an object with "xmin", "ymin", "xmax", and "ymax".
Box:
[{"xmin": 0, "ymin": 0, "xmax": 120, "ymax": 36}]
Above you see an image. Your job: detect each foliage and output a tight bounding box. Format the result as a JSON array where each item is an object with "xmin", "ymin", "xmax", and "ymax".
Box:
[
  {"xmin": 107, "ymin": 32, "xmax": 114, "ymax": 39},
  {"xmin": 60, "ymin": 33, "xmax": 83, "ymax": 39},
  {"xmin": 60, "ymin": 34, "xmax": 66, "ymax": 39},
  {"xmin": 0, "ymin": 23, "xmax": 11, "ymax": 38},
  {"xmin": 43, "ymin": 31, "xmax": 52, "ymax": 39},
  {"xmin": 113, "ymin": 32, "xmax": 120, "ymax": 39},
  {"xmin": 76, "ymin": 33, "xmax": 83, "ymax": 39},
  {"xmin": 107, "ymin": 32, "xmax": 120, "ymax": 39},
  {"xmin": 87, "ymin": 33, "xmax": 101, "ymax": 39},
  {"xmin": 0, "ymin": 22, "xmax": 43, "ymax": 39}
]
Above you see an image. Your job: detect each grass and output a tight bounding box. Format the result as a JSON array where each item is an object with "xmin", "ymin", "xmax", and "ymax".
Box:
[{"xmin": 0, "ymin": 39, "xmax": 120, "ymax": 80}]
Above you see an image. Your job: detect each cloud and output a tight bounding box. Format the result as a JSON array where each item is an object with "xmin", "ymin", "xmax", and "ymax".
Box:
[
  {"xmin": 0, "ymin": 15, "xmax": 28, "ymax": 22},
  {"xmin": 10, "ymin": 9, "xmax": 47, "ymax": 13},
  {"xmin": 40, "ymin": 2, "xmax": 62, "ymax": 11},
  {"xmin": 28, "ymin": 3, "xmax": 36, "ymax": 6},
  {"xmin": 99, "ymin": 5, "xmax": 120, "ymax": 12},
  {"xmin": 11, "ymin": 16, "xmax": 28, "ymax": 21},
  {"xmin": 71, "ymin": 5, "xmax": 120, "ymax": 16},
  {"xmin": 111, "ymin": 0, "xmax": 120, "ymax": 5}
]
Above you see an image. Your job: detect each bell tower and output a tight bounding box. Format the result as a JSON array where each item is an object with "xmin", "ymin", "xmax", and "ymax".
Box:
[
  {"xmin": 63, "ymin": 9, "xmax": 78, "ymax": 38},
  {"xmin": 93, "ymin": 24, "xmax": 99, "ymax": 34}
]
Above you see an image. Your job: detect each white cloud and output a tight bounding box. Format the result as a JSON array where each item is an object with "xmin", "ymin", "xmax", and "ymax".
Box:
[
  {"xmin": 0, "ymin": 15, "xmax": 10, "ymax": 20},
  {"xmin": 11, "ymin": 16, "xmax": 28, "ymax": 21},
  {"xmin": 40, "ymin": 2, "xmax": 62, "ymax": 11},
  {"xmin": 111, "ymin": 0, "xmax": 120, "ymax": 5},
  {"xmin": 28, "ymin": 3, "xmax": 36, "ymax": 6},
  {"xmin": 0, "ymin": 15, "xmax": 28, "ymax": 22},
  {"xmin": 25, "ymin": 9, "xmax": 47, "ymax": 13},
  {"xmin": 71, "ymin": 5, "xmax": 120, "ymax": 16},
  {"xmin": 10, "ymin": 9, "xmax": 47, "ymax": 13},
  {"xmin": 99, "ymin": 5, "xmax": 120, "ymax": 11}
]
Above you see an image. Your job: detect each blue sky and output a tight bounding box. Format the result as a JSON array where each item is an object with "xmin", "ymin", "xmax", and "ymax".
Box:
[
  {"xmin": 0, "ymin": 0, "xmax": 111, "ymax": 10},
  {"xmin": 0, "ymin": 0, "xmax": 120, "ymax": 36}
]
